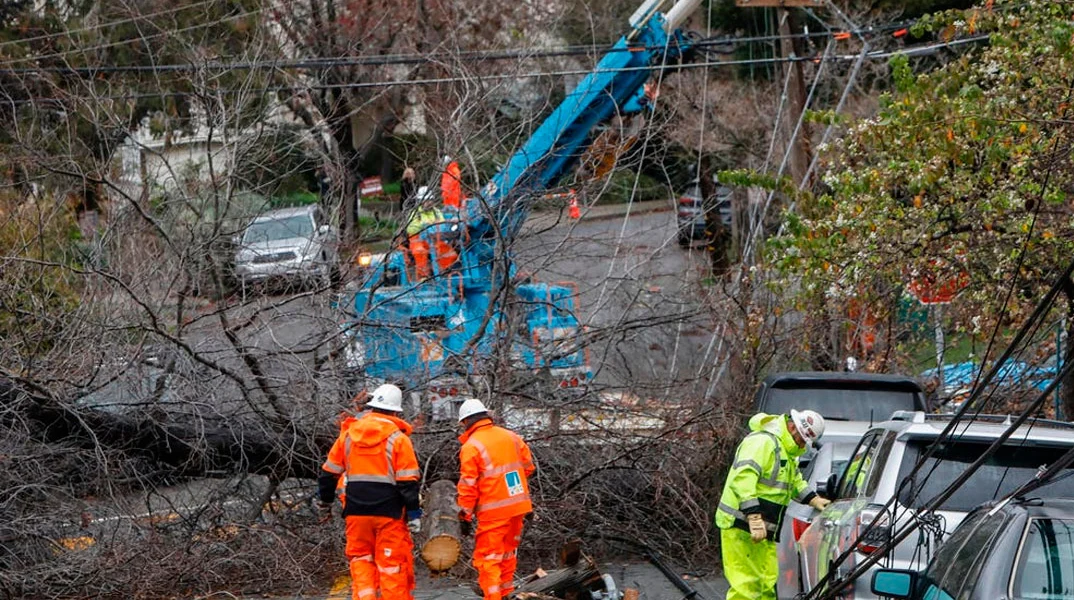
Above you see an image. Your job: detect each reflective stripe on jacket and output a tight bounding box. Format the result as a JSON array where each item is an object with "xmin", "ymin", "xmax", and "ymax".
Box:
[
  {"xmin": 318, "ymin": 412, "xmax": 421, "ymax": 518},
  {"xmin": 457, "ymin": 419, "xmax": 535, "ymax": 522},
  {"xmin": 715, "ymin": 413, "xmax": 816, "ymax": 541}
]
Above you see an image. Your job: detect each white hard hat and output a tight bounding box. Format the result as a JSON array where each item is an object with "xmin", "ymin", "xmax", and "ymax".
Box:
[
  {"xmin": 457, "ymin": 398, "xmax": 488, "ymax": 422},
  {"xmin": 790, "ymin": 409, "xmax": 825, "ymax": 445},
  {"xmin": 367, "ymin": 384, "xmax": 404, "ymax": 412},
  {"xmin": 416, "ymin": 186, "xmax": 434, "ymax": 203}
]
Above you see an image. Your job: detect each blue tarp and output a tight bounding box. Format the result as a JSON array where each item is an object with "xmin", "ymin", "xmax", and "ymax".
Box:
[{"xmin": 922, "ymin": 359, "xmax": 1058, "ymax": 396}]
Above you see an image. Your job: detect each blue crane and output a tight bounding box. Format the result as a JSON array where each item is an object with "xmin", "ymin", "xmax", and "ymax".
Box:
[{"xmin": 340, "ymin": 0, "xmax": 702, "ymax": 420}]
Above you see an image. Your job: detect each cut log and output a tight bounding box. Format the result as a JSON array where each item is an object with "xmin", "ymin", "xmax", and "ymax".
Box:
[
  {"xmin": 419, "ymin": 479, "xmax": 461, "ymax": 572},
  {"xmin": 511, "ymin": 555, "xmax": 604, "ymax": 598}
]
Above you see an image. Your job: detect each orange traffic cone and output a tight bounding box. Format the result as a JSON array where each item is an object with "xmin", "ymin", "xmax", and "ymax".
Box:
[{"xmin": 568, "ymin": 190, "xmax": 580, "ymax": 219}]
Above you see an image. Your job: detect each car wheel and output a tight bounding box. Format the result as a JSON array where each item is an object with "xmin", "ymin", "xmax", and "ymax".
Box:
[{"xmin": 678, "ymin": 233, "xmax": 691, "ymax": 247}]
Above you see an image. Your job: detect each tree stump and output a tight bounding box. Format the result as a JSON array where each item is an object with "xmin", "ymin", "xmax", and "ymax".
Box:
[{"xmin": 419, "ymin": 479, "xmax": 461, "ymax": 572}]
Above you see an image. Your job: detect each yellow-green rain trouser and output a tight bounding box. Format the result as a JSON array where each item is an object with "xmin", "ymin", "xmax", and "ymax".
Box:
[{"xmin": 721, "ymin": 526, "xmax": 777, "ymax": 600}]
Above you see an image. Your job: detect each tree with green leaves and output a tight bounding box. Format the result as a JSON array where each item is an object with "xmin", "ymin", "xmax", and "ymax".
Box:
[{"xmin": 763, "ymin": 0, "xmax": 1074, "ymax": 413}]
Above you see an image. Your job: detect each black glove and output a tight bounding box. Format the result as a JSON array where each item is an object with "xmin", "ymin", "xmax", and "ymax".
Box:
[{"xmin": 459, "ymin": 519, "xmax": 472, "ymax": 537}]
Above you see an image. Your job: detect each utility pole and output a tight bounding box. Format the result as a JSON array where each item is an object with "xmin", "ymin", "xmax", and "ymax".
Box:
[
  {"xmin": 735, "ymin": 0, "xmax": 820, "ymax": 187},
  {"xmin": 777, "ymin": 8, "xmax": 812, "ymax": 187}
]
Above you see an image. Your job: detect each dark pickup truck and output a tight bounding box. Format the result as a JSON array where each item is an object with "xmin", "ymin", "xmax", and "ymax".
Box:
[{"xmin": 754, "ymin": 371, "xmax": 928, "ymax": 423}]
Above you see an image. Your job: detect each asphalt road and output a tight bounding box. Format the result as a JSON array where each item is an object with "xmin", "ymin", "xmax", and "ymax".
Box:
[
  {"xmin": 516, "ymin": 207, "xmax": 715, "ymax": 394},
  {"xmin": 269, "ymin": 559, "xmax": 728, "ymax": 600}
]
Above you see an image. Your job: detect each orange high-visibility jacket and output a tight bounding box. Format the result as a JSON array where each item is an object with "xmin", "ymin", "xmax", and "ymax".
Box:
[
  {"xmin": 457, "ymin": 419, "xmax": 535, "ymax": 522},
  {"xmin": 319, "ymin": 412, "xmax": 421, "ymax": 518},
  {"xmin": 441, "ymin": 161, "xmax": 462, "ymax": 208}
]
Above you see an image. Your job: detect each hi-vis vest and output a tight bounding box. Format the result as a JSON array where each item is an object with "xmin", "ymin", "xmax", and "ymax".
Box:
[
  {"xmin": 715, "ymin": 413, "xmax": 815, "ymax": 542},
  {"xmin": 457, "ymin": 419, "xmax": 535, "ymax": 522},
  {"xmin": 321, "ymin": 413, "xmax": 421, "ymax": 517}
]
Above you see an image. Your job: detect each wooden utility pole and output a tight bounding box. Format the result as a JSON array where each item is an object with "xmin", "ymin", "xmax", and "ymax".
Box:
[
  {"xmin": 736, "ymin": 0, "xmax": 819, "ymax": 187},
  {"xmin": 777, "ymin": 8, "xmax": 812, "ymax": 187}
]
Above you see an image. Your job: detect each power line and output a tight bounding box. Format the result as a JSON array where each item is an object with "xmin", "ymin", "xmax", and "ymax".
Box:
[
  {"xmin": 0, "ymin": 6, "xmax": 1003, "ymax": 73},
  {"xmin": 0, "ymin": 30, "xmax": 851, "ymax": 74},
  {"xmin": 3, "ymin": 35, "xmax": 988, "ymax": 105}
]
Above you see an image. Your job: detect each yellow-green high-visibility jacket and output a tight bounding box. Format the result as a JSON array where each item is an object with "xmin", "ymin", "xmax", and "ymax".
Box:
[{"xmin": 715, "ymin": 412, "xmax": 817, "ymax": 542}]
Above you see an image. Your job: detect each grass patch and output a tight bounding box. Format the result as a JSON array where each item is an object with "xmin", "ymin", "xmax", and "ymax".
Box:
[{"xmin": 357, "ymin": 216, "xmax": 399, "ymax": 242}]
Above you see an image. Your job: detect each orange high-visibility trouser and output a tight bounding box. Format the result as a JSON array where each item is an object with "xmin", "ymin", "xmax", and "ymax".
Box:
[
  {"xmin": 473, "ymin": 515, "xmax": 525, "ymax": 600},
  {"xmin": 345, "ymin": 515, "xmax": 414, "ymax": 600},
  {"xmin": 408, "ymin": 235, "xmax": 431, "ymax": 279}
]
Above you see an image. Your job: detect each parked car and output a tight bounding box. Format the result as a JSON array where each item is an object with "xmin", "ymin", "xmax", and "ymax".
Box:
[
  {"xmin": 797, "ymin": 411, "xmax": 1074, "ymax": 600},
  {"xmin": 871, "ymin": 497, "xmax": 1074, "ymax": 600},
  {"xmin": 754, "ymin": 372, "xmax": 929, "ymax": 422},
  {"xmin": 760, "ymin": 371, "xmax": 927, "ymax": 599},
  {"xmin": 676, "ymin": 177, "xmax": 732, "ymax": 247},
  {"xmin": 234, "ymin": 205, "xmax": 340, "ymax": 290}
]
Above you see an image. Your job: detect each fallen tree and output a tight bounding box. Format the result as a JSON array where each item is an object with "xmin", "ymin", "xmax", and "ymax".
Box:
[{"xmin": 1, "ymin": 377, "xmax": 331, "ymax": 480}]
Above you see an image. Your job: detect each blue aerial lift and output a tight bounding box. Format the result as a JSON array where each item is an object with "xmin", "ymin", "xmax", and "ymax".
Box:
[{"xmin": 340, "ymin": 0, "xmax": 703, "ymax": 420}]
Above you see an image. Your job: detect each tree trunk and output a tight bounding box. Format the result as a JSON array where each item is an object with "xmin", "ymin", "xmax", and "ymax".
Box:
[
  {"xmin": 699, "ymin": 156, "xmax": 730, "ymax": 276},
  {"xmin": 419, "ymin": 479, "xmax": 462, "ymax": 572},
  {"xmin": 1, "ymin": 379, "xmax": 331, "ymax": 480},
  {"xmin": 1061, "ymin": 291, "xmax": 1074, "ymax": 420}
]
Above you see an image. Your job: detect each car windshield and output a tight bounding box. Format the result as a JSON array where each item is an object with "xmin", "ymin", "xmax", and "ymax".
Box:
[
  {"xmin": 243, "ymin": 215, "xmax": 313, "ymax": 243},
  {"xmin": 764, "ymin": 387, "xmax": 919, "ymax": 421},
  {"xmin": 897, "ymin": 439, "xmax": 1074, "ymax": 511}
]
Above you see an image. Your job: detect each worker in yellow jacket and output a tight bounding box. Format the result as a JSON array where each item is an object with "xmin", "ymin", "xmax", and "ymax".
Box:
[{"xmin": 715, "ymin": 410, "xmax": 829, "ymax": 600}]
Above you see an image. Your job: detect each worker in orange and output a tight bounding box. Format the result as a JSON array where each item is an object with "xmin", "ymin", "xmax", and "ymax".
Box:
[
  {"xmin": 330, "ymin": 390, "xmax": 371, "ymax": 509},
  {"xmin": 405, "ymin": 186, "xmax": 445, "ymax": 279},
  {"xmin": 456, "ymin": 398, "xmax": 535, "ymax": 600},
  {"xmin": 441, "ymin": 155, "xmax": 462, "ymax": 209},
  {"xmin": 318, "ymin": 384, "xmax": 422, "ymax": 600}
]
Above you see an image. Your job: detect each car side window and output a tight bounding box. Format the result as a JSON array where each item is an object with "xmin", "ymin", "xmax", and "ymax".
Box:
[
  {"xmin": 838, "ymin": 431, "xmax": 880, "ymax": 499},
  {"xmin": 1014, "ymin": 518, "xmax": 1074, "ymax": 600},
  {"xmin": 861, "ymin": 432, "xmax": 895, "ymax": 497},
  {"xmin": 927, "ymin": 509, "xmax": 1009, "ymax": 600}
]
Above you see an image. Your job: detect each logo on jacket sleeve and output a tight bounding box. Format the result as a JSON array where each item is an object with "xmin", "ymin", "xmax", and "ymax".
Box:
[{"xmin": 505, "ymin": 471, "xmax": 524, "ymax": 496}]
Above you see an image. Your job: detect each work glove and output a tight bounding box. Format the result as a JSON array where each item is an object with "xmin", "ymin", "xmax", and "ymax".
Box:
[
  {"xmin": 459, "ymin": 518, "xmax": 473, "ymax": 537},
  {"xmin": 747, "ymin": 513, "xmax": 767, "ymax": 543},
  {"xmin": 316, "ymin": 500, "xmax": 333, "ymax": 523},
  {"xmin": 407, "ymin": 510, "xmax": 422, "ymax": 534},
  {"xmin": 809, "ymin": 497, "xmax": 832, "ymax": 511}
]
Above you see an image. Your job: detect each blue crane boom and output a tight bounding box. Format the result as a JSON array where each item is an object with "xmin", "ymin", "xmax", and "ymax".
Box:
[{"xmin": 341, "ymin": 0, "xmax": 701, "ymax": 420}]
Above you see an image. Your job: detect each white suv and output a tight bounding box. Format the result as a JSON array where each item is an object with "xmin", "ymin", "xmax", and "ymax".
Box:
[
  {"xmin": 795, "ymin": 411, "xmax": 1074, "ymax": 600},
  {"xmin": 234, "ymin": 205, "xmax": 340, "ymax": 290}
]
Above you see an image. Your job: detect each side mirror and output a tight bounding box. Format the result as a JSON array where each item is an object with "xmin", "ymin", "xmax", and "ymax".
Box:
[
  {"xmin": 819, "ymin": 472, "xmax": 839, "ymax": 500},
  {"xmin": 871, "ymin": 569, "xmax": 918, "ymax": 599},
  {"xmin": 318, "ymin": 224, "xmax": 331, "ymax": 237}
]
